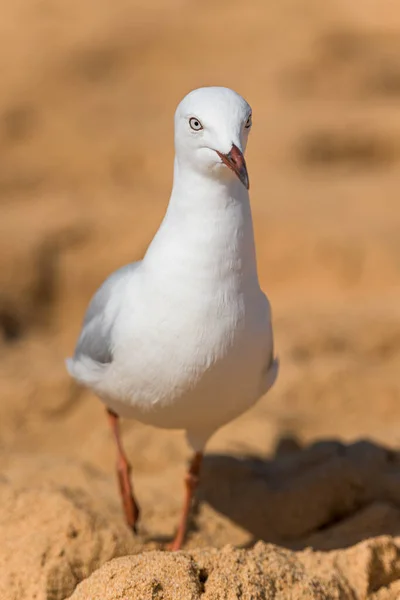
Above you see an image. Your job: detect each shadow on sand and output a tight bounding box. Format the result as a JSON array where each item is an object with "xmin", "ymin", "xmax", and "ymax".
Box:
[{"xmin": 198, "ymin": 436, "xmax": 400, "ymax": 551}]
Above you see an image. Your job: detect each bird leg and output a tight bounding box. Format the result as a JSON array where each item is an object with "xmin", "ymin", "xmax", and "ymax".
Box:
[
  {"xmin": 169, "ymin": 451, "xmax": 203, "ymax": 551},
  {"xmin": 106, "ymin": 408, "xmax": 140, "ymax": 533}
]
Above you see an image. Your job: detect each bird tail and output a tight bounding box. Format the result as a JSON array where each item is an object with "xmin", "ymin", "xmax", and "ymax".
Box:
[{"xmin": 65, "ymin": 355, "xmax": 109, "ymax": 389}]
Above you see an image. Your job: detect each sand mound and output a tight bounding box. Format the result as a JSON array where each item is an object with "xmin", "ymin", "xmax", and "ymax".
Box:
[
  {"xmin": 69, "ymin": 538, "xmax": 400, "ymax": 600},
  {"xmin": 2, "ymin": 446, "xmax": 400, "ymax": 599},
  {"xmin": 0, "ymin": 478, "xmax": 135, "ymax": 600},
  {"xmin": 69, "ymin": 543, "xmax": 348, "ymax": 600}
]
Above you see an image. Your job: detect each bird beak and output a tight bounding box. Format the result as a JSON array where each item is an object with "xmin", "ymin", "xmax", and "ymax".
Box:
[{"xmin": 216, "ymin": 144, "xmax": 249, "ymax": 190}]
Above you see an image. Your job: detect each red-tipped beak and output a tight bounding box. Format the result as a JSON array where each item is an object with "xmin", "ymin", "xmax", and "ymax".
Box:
[{"xmin": 216, "ymin": 144, "xmax": 249, "ymax": 190}]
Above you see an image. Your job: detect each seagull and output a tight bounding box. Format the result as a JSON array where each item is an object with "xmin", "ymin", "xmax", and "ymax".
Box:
[{"xmin": 66, "ymin": 86, "xmax": 279, "ymax": 551}]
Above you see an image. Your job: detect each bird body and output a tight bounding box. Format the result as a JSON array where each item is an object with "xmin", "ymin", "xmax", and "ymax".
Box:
[
  {"xmin": 66, "ymin": 86, "xmax": 278, "ymax": 548},
  {"xmin": 68, "ymin": 171, "xmax": 277, "ymax": 449}
]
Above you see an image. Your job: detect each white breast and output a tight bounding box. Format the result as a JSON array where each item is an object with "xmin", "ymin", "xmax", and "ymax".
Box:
[{"xmin": 101, "ymin": 187, "xmax": 273, "ymax": 444}]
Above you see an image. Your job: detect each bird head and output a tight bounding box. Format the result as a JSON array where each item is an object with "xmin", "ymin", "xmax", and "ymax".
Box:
[{"xmin": 174, "ymin": 87, "xmax": 252, "ymax": 190}]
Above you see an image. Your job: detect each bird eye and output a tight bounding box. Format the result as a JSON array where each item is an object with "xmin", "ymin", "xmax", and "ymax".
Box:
[
  {"xmin": 189, "ymin": 117, "xmax": 203, "ymax": 131},
  {"xmin": 245, "ymin": 114, "xmax": 252, "ymax": 129}
]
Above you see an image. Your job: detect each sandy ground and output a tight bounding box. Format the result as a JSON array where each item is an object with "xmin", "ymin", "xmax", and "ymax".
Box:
[{"xmin": 1, "ymin": 0, "xmax": 400, "ymax": 598}]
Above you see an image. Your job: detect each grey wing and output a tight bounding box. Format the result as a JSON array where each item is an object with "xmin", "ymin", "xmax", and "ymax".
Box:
[
  {"xmin": 260, "ymin": 292, "xmax": 279, "ymax": 394},
  {"xmin": 74, "ymin": 262, "xmax": 140, "ymax": 365}
]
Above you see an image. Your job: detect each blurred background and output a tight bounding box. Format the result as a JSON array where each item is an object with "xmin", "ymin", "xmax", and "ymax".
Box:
[{"xmin": 1, "ymin": 0, "xmax": 400, "ymax": 564}]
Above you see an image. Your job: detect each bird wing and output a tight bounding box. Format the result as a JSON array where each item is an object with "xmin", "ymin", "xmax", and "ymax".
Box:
[
  {"xmin": 259, "ymin": 292, "xmax": 279, "ymax": 395},
  {"xmin": 73, "ymin": 262, "xmax": 140, "ymax": 365},
  {"xmin": 261, "ymin": 354, "xmax": 279, "ymax": 395}
]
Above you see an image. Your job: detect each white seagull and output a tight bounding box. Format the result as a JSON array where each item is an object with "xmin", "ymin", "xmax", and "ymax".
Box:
[{"xmin": 67, "ymin": 86, "xmax": 279, "ymax": 550}]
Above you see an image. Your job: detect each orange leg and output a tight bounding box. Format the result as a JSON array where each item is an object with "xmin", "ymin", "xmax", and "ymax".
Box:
[
  {"xmin": 106, "ymin": 409, "xmax": 140, "ymax": 532},
  {"xmin": 169, "ymin": 451, "xmax": 203, "ymax": 551}
]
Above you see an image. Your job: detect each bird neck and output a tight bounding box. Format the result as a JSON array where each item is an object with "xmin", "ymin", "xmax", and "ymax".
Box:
[
  {"xmin": 144, "ymin": 158, "xmax": 260, "ymax": 287},
  {"xmin": 171, "ymin": 157, "xmax": 247, "ymax": 210}
]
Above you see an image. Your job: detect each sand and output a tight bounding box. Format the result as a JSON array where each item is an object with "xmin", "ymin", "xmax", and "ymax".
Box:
[{"xmin": 1, "ymin": 0, "xmax": 400, "ymax": 597}]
